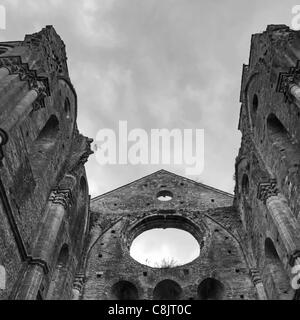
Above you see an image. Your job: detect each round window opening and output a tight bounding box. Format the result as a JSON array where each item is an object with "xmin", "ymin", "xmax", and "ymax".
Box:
[
  {"xmin": 157, "ymin": 190, "xmax": 173, "ymax": 201},
  {"xmin": 130, "ymin": 228, "xmax": 200, "ymax": 268}
]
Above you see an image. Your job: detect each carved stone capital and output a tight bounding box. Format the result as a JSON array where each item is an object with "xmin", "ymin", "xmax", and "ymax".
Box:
[
  {"xmin": 276, "ymin": 60, "xmax": 300, "ymax": 101},
  {"xmin": 257, "ymin": 179, "xmax": 278, "ymax": 203},
  {"xmin": 0, "ymin": 56, "xmax": 50, "ymax": 111},
  {"xmin": 49, "ymin": 188, "xmax": 73, "ymax": 210},
  {"xmin": 289, "ymin": 250, "xmax": 300, "ymax": 267},
  {"xmin": 26, "ymin": 256, "xmax": 49, "ymax": 275}
]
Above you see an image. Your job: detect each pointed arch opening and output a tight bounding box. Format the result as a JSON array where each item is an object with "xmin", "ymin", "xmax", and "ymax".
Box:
[
  {"xmin": 153, "ymin": 279, "xmax": 182, "ymax": 300},
  {"xmin": 263, "ymin": 238, "xmax": 294, "ymax": 300},
  {"xmin": 111, "ymin": 281, "xmax": 138, "ymax": 300},
  {"xmin": 46, "ymin": 244, "xmax": 70, "ymax": 300},
  {"xmin": 30, "ymin": 115, "xmax": 60, "ymax": 175},
  {"xmin": 197, "ymin": 278, "xmax": 225, "ymax": 300}
]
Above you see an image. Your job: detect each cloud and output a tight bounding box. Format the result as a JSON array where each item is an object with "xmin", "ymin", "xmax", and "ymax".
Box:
[
  {"xmin": 0, "ymin": 0, "xmax": 297, "ymax": 197},
  {"xmin": 1, "ymin": 0, "xmax": 298, "ymax": 264}
]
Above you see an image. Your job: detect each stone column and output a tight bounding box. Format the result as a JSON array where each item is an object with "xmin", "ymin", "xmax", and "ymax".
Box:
[
  {"xmin": 72, "ymin": 273, "xmax": 85, "ymax": 300},
  {"xmin": 1, "ymin": 80, "xmax": 47, "ymax": 133},
  {"xmin": 257, "ymin": 181, "xmax": 300, "ymax": 254},
  {"xmin": 257, "ymin": 180, "xmax": 300, "ymax": 293},
  {"xmin": 15, "ymin": 189, "xmax": 72, "ymax": 300},
  {"xmin": 290, "ymin": 254, "xmax": 300, "ymax": 293},
  {"xmin": 31, "ymin": 189, "xmax": 72, "ymax": 262},
  {"xmin": 249, "ymin": 268, "xmax": 267, "ymax": 300},
  {"xmin": 289, "ymin": 83, "xmax": 300, "ymax": 101},
  {"xmin": 0, "ymin": 67, "xmax": 9, "ymax": 80}
]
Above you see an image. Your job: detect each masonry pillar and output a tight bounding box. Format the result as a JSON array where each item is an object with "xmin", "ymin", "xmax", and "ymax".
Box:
[
  {"xmin": 249, "ymin": 268, "xmax": 267, "ymax": 300},
  {"xmin": 257, "ymin": 180, "xmax": 300, "ymax": 294},
  {"xmin": 72, "ymin": 273, "xmax": 85, "ymax": 300},
  {"xmin": 0, "ymin": 67, "xmax": 9, "ymax": 80},
  {"xmin": 15, "ymin": 189, "xmax": 72, "ymax": 300}
]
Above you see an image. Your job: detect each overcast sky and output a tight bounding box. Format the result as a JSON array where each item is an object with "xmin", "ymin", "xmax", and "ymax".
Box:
[
  {"xmin": 130, "ymin": 228, "xmax": 200, "ymax": 267},
  {"xmin": 0, "ymin": 0, "xmax": 298, "ymax": 265},
  {"xmin": 0, "ymin": 0, "xmax": 298, "ymax": 197}
]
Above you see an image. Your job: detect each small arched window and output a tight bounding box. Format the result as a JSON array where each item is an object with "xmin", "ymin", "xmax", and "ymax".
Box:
[
  {"xmin": 30, "ymin": 115, "xmax": 60, "ymax": 173},
  {"xmin": 56, "ymin": 244, "xmax": 69, "ymax": 267},
  {"xmin": 252, "ymin": 94, "xmax": 258, "ymax": 114},
  {"xmin": 241, "ymin": 174, "xmax": 250, "ymax": 196},
  {"xmin": 250, "ymin": 93, "xmax": 259, "ymax": 126},
  {"xmin": 267, "ymin": 114, "xmax": 288, "ymax": 141},
  {"xmin": 64, "ymin": 98, "xmax": 71, "ymax": 119},
  {"xmin": 157, "ymin": 190, "xmax": 173, "ymax": 201}
]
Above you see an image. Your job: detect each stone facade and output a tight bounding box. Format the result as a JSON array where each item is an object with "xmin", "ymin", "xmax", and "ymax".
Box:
[
  {"xmin": 0, "ymin": 24, "xmax": 300, "ymax": 300},
  {"xmin": 0, "ymin": 26, "xmax": 92, "ymax": 300}
]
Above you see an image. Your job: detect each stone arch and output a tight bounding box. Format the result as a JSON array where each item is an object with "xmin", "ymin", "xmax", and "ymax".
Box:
[
  {"xmin": 37, "ymin": 115, "xmax": 60, "ymax": 143},
  {"xmin": 197, "ymin": 278, "xmax": 225, "ymax": 300},
  {"xmin": 111, "ymin": 280, "xmax": 138, "ymax": 300},
  {"xmin": 267, "ymin": 113, "xmax": 290, "ymax": 145},
  {"xmin": 57, "ymin": 244, "xmax": 69, "ymax": 266},
  {"xmin": 263, "ymin": 238, "xmax": 293, "ymax": 300},
  {"xmin": 153, "ymin": 279, "xmax": 182, "ymax": 300},
  {"xmin": 266, "ymin": 113, "xmax": 300, "ymax": 190},
  {"xmin": 243, "ymin": 72, "xmax": 259, "ymax": 128},
  {"xmin": 126, "ymin": 214, "xmax": 206, "ymax": 252},
  {"xmin": 64, "ymin": 97, "xmax": 71, "ymax": 119},
  {"xmin": 58, "ymin": 77, "xmax": 77, "ymax": 131},
  {"xmin": 46, "ymin": 244, "xmax": 70, "ymax": 299}
]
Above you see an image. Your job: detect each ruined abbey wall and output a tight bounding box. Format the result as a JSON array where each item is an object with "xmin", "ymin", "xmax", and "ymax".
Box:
[
  {"xmin": 82, "ymin": 170, "xmax": 257, "ymax": 300},
  {"xmin": 0, "ymin": 24, "xmax": 300, "ymax": 300},
  {"xmin": 0, "ymin": 26, "xmax": 92, "ymax": 300},
  {"xmin": 236, "ymin": 25, "xmax": 300, "ymax": 300}
]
